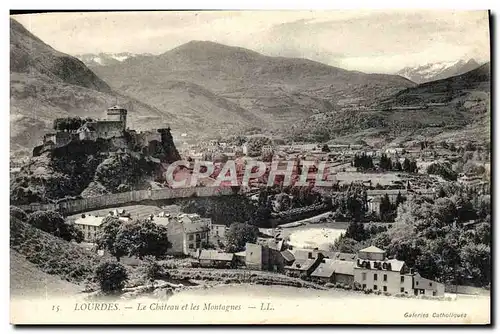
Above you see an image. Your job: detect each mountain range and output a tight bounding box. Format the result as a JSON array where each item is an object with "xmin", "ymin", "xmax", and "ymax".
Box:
[
  {"xmin": 10, "ymin": 18, "xmax": 491, "ymax": 158},
  {"xmin": 87, "ymin": 40, "xmax": 415, "ymax": 134},
  {"xmin": 290, "ymin": 62, "xmax": 490, "ymax": 145},
  {"xmin": 395, "ymin": 59, "xmax": 482, "ymax": 84}
]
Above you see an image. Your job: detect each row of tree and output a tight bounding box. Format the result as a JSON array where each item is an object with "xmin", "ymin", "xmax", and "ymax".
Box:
[{"xmin": 352, "ymin": 154, "xmax": 418, "ymax": 173}]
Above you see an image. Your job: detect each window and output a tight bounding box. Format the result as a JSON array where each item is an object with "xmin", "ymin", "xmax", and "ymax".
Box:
[
  {"xmin": 188, "ymin": 244, "xmax": 194, "ymax": 249},
  {"xmin": 383, "ymin": 274, "xmax": 387, "ymax": 282},
  {"xmin": 308, "ymin": 252, "xmax": 313, "ymax": 259},
  {"xmin": 374, "ymin": 274, "xmax": 378, "ymax": 281},
  {"xmin": 362, "ymin": 273, "xmax": 367, "ymax": 281},
  {"xmin": 433, "ymin": 291, "xmax": 436, "ymax": 296},
  {"xmin": 374, "ymin": 285, "xmax": 378, "ymax": 290},
  {"xmin": 400, "ymin": 276, "xmax": 404, "ymax": 283},
  {"xmin": 189, "ymin": 235, "xmax": 194, "ymax": 241},
  {"xmin": 400, "ymin": 287, "xmax": 405, "ymax": 293},
  {"xmin": 383, "ymin": 286, "xmax": 387, "ymax": 292},
  {"xmin": 430, "ymin": 282, "xmax": 432, "ymax": 287},
  {"xmin": 416, "ymin": 281, "xmax": 419, "ymax": 286}
]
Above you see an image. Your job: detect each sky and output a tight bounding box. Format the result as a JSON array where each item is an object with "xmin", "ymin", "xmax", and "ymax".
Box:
[{"xmin": 11, "ymin": 10, "xmax": 491, "ymax": 73}]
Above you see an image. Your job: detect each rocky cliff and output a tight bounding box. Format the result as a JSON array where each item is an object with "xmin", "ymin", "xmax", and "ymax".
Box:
[{"xmin": 11, "ymin": 128, "xmax": 181, "ymax": 205}]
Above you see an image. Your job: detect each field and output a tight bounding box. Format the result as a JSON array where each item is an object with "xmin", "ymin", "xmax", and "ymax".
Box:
[{"xmin": 279, "ymin": 221, "xmax": 347, "ymax": 250}]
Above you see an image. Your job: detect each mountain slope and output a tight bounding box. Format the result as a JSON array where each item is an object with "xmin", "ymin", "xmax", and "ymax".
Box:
[
  {"xmin": 289, "ymin": 63, "xmax": 491, "ymax": 144},
  {"xmin": 10, "ymin": 250, "xmax": 82, "ymax": 298},
  {"xmin": 10, "ymin": 18, "xmax": 112, "ymax": 93},
  {"xmin": 384, "ymin": 62, "xmax": 490, "ymax": 106},
  {"xmin": 396, "ymin": 59, "xmax": 481, "ymax": 84},
  {"xmin": 10, "ymin": 18, "xmax": 178, "ymax": 159},
  {"xmin": 91, "ymin": 40, "xmax": 416, "ymax": 131}
]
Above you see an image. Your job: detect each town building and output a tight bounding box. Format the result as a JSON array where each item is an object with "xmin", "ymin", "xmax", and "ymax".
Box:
[
  {"xmin": 209, "ymin": 223, "xmax": 229, "ymax": 246},
  {"xmin": 77, "ymin": 105, "xmax": 127, "ymax": 140},
  {"xmin": 74, "ymin": 215, "xmax": 104, "ymax": 242},
  {"xmin": 196, "ymin": 250, "xmax": 236, "ymax": 268},
  {"xmin": 165, "ymin": 214, "xmax": 210, "ymax": 255},
  {"xmin": 354, "ymin": 246, "xmax": 414, "ymax": 294},
  {"xmin": 310, "ymin": 258, "xmax": 355, "ymax": 285},
  {"xmin": 284, "ymin": 252, "xmax": 325, "ymax": 277},
  {"xmin": 413, "ymin": 273, "xmax": 445, "ymax": 297},
  {"xmin": 245, "ymin": 242, "xmax": 286, "ymax": 272}
]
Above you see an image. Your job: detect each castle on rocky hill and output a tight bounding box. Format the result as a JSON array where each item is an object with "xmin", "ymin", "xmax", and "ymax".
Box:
[{"xmin": 36, "ymin": 105, "xmax": 175, "ymax": 158}]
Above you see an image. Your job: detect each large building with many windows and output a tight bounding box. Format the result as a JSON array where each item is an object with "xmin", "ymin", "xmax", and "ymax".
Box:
[
  {"xmin": 353, "ymin": 246, "xmax": 444, "ymax": 296},
  {"xmin": 165, "ymin": 214, "xmax": 210, "ymax": 255}
]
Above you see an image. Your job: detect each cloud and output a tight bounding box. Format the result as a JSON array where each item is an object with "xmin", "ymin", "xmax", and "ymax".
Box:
[{"xmin": 11, "ymin": 10, "xmax": 490, "ymax": 73}]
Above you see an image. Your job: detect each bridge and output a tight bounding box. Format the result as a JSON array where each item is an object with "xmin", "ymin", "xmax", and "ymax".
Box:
[{"xmin": 17, "ymin": 186, "xmax": 240, "ymax": 215}]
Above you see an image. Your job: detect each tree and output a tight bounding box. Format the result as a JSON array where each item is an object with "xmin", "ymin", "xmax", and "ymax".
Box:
[
  {"xmin": 116, "ymin": 220, "xmax": 172, "ymax": 260},
  {"xmin": 321, "ymin": 144, "xmax": 331, "ymax": 152},
  {"xmin": 225, "ymin": 223, "xmax": 259, "ymax": 252},
  {"xmin": 379, "ymin": 154, "xmax": 392, "ymax": 171},
  {"xmin": 427, "ymin": 162, "xmax": 458, "ymax": 181},
  {"xmin": 379, "ymin": 194, "xmax": 392, "ymax": 222},
  {"xmin": 345, "ymin": 221, "xmax": 368, "ymax": 241},
  {"xmin": 395, "ymin": 192, "xmax": 405, "ymax": 207},
  {"xmin": 353, "ymin": 153, "xmax": 374, "ymax": 170},
  {"xmin": 409, "ymin": 160, "xmax": 418, "ymax": 173},
  {"xmin": 27, "ymin": 210, "xmax": 83, "ymax": 243},
  {"xmin": 53, "ymin": 117, "xmax": 94, "ymax": 131},
  {"xmin": 94, "ymin": 261, "xmax": 128, "ymax": 294},
  {"xmin": 393, "ymin": 160, "xmax": 402, "ymax": 171},
  {"xmin": 330, "ymin": 236, "xmax": 363, "ymax": 253},
  {"xmin": 95, "ymin": 216, "xmax": 124, "ymax": 261},
  {"xmin": 246, "ymin": 136, "xmax": 272, "ymax": 157},
  {"xmin": 139, "ymin": 256, "xmax": 163, "ymax": 284},
  {"xmin": 274, "ymin": 192, "xmax": 292, "ymax": 212},
  {"xmin": 402, "ymin": 158, "xmax": 411, "ymax": 173}
]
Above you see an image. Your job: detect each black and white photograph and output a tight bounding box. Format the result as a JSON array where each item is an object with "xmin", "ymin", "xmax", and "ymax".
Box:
[{"xmin": 8, "ymin": 9, "xmax": 492, "ymax": 324}]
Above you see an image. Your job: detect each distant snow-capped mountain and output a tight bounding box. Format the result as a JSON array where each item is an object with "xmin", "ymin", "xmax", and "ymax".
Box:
[
  {"xmin": 396, "ymin": 59, "xmax": 481, "ymax": 84},
  {"xmin": 74, "ymin": 52, "xmax": 153, "ymax": 67}
]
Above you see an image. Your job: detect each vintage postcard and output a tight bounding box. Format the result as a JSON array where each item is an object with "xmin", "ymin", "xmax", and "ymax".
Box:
[{"xmin": 9, "ymin": 10, "xmax": 491, "ymax": 325}]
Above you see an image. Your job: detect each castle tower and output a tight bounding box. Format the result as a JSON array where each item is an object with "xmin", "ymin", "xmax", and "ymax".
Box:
[{"xmin": 107, "ymin": 105, "xmax": 127, "ymax": 131}]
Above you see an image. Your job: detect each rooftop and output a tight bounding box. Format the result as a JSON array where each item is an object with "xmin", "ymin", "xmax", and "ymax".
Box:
[
  {"xmin": 284, "ymin": 258, "xmax": 318, "ymax": 271},
  {"xmin": 359, "ymin": 246, "xmax": 386, "ymax": 254},
  {"xmin": 281, "ymin": 250, "xmax": 295, "ymax": 263},
  {"xmin": 183, "ymin": 221, "xmax": 210, "ymax": 234},
  {"xmin": 311, "ymin": 259, "xmax": 355, "ymax": 278},
  {"xmin": 74, "ymin": 215, "xmax": 104, "ymax": 227},
  {"xmin": 107, "ymin": 105, "xmax": 127, "ymax": 110}
]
